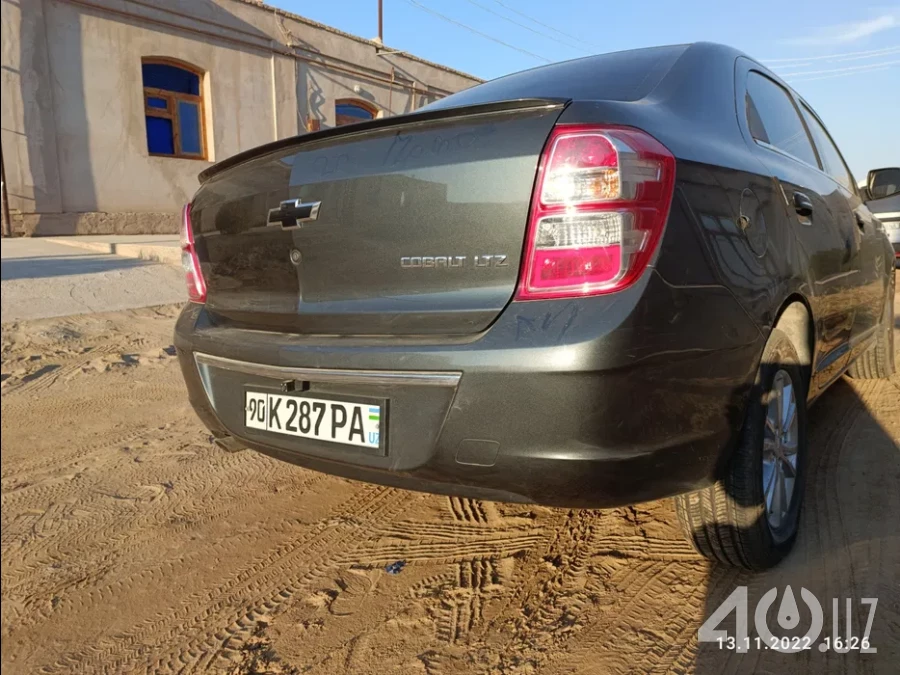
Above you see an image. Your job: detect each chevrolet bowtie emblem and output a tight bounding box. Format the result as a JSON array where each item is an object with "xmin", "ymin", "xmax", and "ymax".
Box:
[{"xmin": 267, "ymin": 199, "xmax": 321, "ymax": 229}]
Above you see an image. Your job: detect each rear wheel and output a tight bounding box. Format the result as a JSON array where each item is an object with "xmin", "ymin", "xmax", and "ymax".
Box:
[
  {"xmin": 674, "ymin": 328, "xmax": 808, "ymax": 570},
  {"xmin": 847, "ymin": 282, "xmax": 895, "ymax": 379}
]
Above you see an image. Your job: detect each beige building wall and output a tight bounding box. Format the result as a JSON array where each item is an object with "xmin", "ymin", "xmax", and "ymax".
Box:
[{"xmin": 1, "ymin": 0, "xmax": 480, "ymax": 235}]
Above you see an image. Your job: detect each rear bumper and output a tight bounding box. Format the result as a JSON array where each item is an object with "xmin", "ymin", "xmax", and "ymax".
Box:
[{"xmin": 175, "ymin": 270, "xmax": 764, "ymax": 507}]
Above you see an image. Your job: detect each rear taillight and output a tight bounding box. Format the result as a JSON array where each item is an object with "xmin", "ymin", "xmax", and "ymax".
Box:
[
  {"xmin": 181, "ymin": 203, "xmax": 207, "ymax": 303},
  {"xmin": 516, "ymin": 125, "xmax": 675, "ymax": 300}
]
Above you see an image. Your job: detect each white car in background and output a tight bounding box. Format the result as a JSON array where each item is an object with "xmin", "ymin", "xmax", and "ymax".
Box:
[{"xmin": 861, "ymin": 168, "xmax": 900, "ymax": 267}]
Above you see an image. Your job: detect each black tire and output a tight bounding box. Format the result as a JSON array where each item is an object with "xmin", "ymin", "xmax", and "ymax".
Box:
[
  {"xmin": 674, "ymin": 328, "xmax": 808, "ymax": 570},
  {"xmin": 847, "ymin": 280, "xmax": 895, "ymax": 379}
]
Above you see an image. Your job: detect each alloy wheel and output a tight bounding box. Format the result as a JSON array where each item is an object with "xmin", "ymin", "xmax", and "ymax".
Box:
[{"xmin": 762, "ymin": 369, "xmax": 799, "ymax": 537}]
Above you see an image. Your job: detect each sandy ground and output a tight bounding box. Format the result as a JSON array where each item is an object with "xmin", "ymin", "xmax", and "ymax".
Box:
[{"xmin": 1, "ymin": 283, "xmax": 898, "ymax": 674}]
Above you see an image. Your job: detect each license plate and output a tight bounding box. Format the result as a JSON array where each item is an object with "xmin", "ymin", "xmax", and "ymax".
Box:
[{"xmin": 245, "ymin": 391, "xmax": 382, "ymax": 449}]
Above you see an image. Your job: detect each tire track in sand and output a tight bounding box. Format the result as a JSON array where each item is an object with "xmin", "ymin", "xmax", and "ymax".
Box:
[{"xmin": 36, "ymin": 484, "xmax": 409, "ymax": 674}]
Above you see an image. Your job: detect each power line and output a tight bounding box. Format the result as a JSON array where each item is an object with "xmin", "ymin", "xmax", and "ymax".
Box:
[
  {"xmin": 490, "ymin": 0, "xmax": 600, "ymax": 50},
  {"xmin": 772, "ymin": 46, "xmax": 900, "ymax": 70},
  {"xmin": 463, "ymin": 0, "xmax": 589, "ymax": 54},
  {"xmin": 787, "ymin": 64, "xmax": 895, "ymax": 84},
  {"xmin": 405, "ymin": 0, "xmax": 552, "ymax": 63},
  {"xmin": 765, "ymin": 45, "xmax": 900, "ymax": 64},
  {"xmin": 782, "ymin": 59, "xmax": 900, "ymax": 79}
]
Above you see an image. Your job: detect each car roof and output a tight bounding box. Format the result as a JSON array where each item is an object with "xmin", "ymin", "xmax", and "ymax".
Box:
[{"xmin": 421, "ymin": 42, "xmax": 765, "ymax": 113}]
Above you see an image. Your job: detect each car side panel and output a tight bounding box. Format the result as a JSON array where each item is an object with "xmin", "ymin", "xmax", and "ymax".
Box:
[
  {"xmin": 791, "ymin": 100, "xmax": 889, "ymax": 362},
  {"xmin": 559, "ymin": 56, "xmax": 840, "ymax": 400},
  {"xmin": 732, "ymin": 58, "xmax": 858, "ymax": 395},
  {"xmin": 607, "ymin": 53, "xmax": 864, "ymax": 400},
  {"xmin": 847, "ymin": 191, "xmax": 891, "ymax": 355}
]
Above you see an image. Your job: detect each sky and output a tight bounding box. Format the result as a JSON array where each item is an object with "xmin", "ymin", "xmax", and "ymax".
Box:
[{"xmin": 274, "ymin": 0, "xmax": 899, "ymax": 180}]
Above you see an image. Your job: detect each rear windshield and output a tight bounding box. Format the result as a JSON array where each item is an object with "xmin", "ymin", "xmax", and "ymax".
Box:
[{"xmin": 423, "ymin": 45, "xmax": 688, "ymax": 110}]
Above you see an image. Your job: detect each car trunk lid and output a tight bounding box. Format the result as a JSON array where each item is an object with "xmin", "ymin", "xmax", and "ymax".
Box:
[{"xmin": 190, "ymin": 99, "xmax": 566, "ymax": 335}]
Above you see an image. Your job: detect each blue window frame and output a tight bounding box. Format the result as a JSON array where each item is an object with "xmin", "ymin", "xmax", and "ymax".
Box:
[
  {"xmin": 335, "ymin": 99, "xmax": 377, "ymax": 126},
  {"xmin": 142, "ymin": 59, "xmax": 206, "ymax": 159}
]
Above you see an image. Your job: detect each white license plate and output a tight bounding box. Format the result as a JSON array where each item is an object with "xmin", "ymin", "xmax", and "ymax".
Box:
[{"xmin": 245, "ymin": 391, "xmax": 382, "ymax": 449}]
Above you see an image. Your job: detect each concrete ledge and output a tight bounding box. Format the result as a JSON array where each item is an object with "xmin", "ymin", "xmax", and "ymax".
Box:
[
  {"xmin": 46, "ymin": 237, "xmax": 182, "ymax": 266},
  {"xmin": 12, "ymin": 212, "xmax": 180, "ymax": 236}
]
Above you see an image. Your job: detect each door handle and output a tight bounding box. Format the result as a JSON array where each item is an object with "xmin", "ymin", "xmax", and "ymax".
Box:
[{"xmin": 792, "ymin": 191, "xmax": 814, "ymax": 217}]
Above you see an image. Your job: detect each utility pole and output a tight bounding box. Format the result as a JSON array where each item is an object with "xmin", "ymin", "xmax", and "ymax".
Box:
[
  {"xmin": 1, "ymin": 144, "xmax": 10, "ymax": 238},
  {"xmin": 377, "ymin": 0, "xmax": 384, "ymax": 44}
]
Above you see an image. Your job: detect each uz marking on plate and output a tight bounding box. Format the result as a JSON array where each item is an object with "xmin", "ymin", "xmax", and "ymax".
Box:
[{"xmin": 245, "ymin": 391, "xmax": 381, "ymax": 449}]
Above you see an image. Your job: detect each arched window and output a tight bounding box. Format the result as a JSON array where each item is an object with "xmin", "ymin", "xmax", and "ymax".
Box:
[
  {"xmin": 142, "ymin": 58, "xmax": 206, "ymax": 159},
  {"xmin": 335, "ymin": 99, "xmax": 378, "ymax": 127}
]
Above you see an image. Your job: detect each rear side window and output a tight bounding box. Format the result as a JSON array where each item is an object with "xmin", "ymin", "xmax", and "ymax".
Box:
[
  {"xmin": 799, "ymin": 105, "xmax": 855, "ymax": 192},
  {"xmin": 745, "ymin": 72, "xmax": 818, "ymax": 168}
]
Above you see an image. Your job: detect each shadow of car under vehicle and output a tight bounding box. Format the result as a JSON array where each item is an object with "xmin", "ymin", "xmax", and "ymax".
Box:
[{"xmin": 693, "ymin": 375, "xmax": 900, "ymax": 672}]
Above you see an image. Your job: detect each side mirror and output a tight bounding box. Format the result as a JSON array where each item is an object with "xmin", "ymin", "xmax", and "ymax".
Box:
[{"xmin": 866, "ymin": 167, "xmax": 900, "ymax": 201}]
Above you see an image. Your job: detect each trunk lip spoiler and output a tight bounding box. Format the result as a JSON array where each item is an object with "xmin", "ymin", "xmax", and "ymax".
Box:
[{"xmin": 198, "ymin": 97, "xmax": 569, "ymax": 184}]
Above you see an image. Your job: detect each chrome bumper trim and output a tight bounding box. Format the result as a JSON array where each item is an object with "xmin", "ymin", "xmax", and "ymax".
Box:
[{"xmin": 194, "ymin": 352, "xmax": 462, "ymax": 387}]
